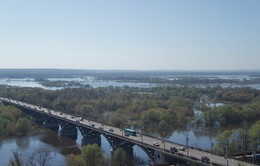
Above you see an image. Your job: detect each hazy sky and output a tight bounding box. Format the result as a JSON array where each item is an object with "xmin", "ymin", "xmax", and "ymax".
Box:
[{"xmin": 0, "ymin": 0, "xmax": 259, "ymax": 70}]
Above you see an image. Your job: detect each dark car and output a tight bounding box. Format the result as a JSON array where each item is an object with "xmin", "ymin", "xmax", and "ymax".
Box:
[
  {"xmin": 98, "ymin": 127, "xmax": 103, "ymax": 130},
  {"xmin": 170, "ymin": 147, "xmax": 178, "ymax": 153},
  {"xmin": 91, "ymin": 124, "xmax": 95, "ymax": 127},
  {"xmin": 109, "ymin": 128, "xmax": 114, "ymax": 132},
  {"xmin": 201, "ymin": 156, "xmax": 210, "ymax": 163}
]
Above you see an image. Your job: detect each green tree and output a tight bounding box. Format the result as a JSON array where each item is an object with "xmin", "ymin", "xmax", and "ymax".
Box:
[
  {"xmin": 6, "ymin": 122, "xmax": 16, "ymax": 136},
  {"xmin": 214, "ymin": 129, "xmax": 247, "ymax": 154},
  {"xmin": 81, "ymin": 144, "xmax": 104, "ymax": 166},
  {"xmin": 0, "ymin": 112, "xmax": 14, "ymax": 122},
  {"xmin": 80, "ymin": 104, "xmax": 94, "ymax": 116},
  {"xmin": 16, "ymin": 118, "xmax": 31, "ymax": 135},
  {"xmin": 142, "ymin": 109, "xmax": 162, "ymax": 129},
  {"xmin": 111, "ymin": 148, "xmax": 129, "ymax": 166},
  {"xmin": 248, "ymin": 120, "xmax": 260, "ymax": 149},
  {"xmin": 66, "ymin": 154, "xmax": 86, "ymax": 166},
  {"xmin": 214, "ymin": 130, "xmax": 232, "ymax": 154}
]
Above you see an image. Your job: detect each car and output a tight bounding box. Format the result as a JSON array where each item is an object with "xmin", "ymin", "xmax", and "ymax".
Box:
[
  {"xmin": 71, "ymin": 116, "xmax": 74, "ymax": 119},
  {"xmin": 153, "ymin": 142, "xmax": 159, "ymax": 146},
  {"xmin": 91, "ymin": 124, "xmax": 95, "ymax": 127},
  {"xmin": 79, "ymin": 117, "xmax": 83, "ymax": 121},
  {"xmin": 201, "ymin": 156, "xmax": 210, "ymax": 163},
  {"xmin": 60, "ymin": 113, "xmax": 63, "ymax": 115},
  {"xmin": 170, "ymin": 147, "xmax": 178, "ymax": 153},
  {"xmin": 179, "ymin": 146, "xmax": 185, "ymax": 151},
  {"xmin": 98, "ymin": 127, "xmax": 103, "ymax": 130},
  {"xmin": 109, "ymin": 128, "xmax": 114, "ymax": 132},
  {"xmin": 124, "ymin": 133, "xmax": 129, "ymax": 137}
]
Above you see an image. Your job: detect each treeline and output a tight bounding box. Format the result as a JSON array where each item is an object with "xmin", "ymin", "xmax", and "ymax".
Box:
[
  {"xmin": 0, "ymin": 105, "xmax": 32, "ymax": 138},
  {"xmin": 96, "ymin": 75, "xmax": 260, "ymax": 85},
  {"xmin": 36, "ymin": 79, "xmax": 82, "ymax": 88}
]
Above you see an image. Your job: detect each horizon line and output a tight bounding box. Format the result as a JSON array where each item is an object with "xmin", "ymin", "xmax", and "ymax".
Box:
[{"xmin": 0, "ymin": 68, "xmax": 260, "ymax": 72}]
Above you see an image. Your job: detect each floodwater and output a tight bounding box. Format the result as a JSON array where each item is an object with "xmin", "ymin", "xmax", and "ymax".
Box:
[
  {"xmin": 0, "ymin": 77, "xmax": 260, "ymax": 89},
  {"xmin": 0, "ymin": 129, "xmax": 67, "ymax": 166},
  {"xmin": 0, "ymin": 78, "xmax": 153, "ymax": 89}
]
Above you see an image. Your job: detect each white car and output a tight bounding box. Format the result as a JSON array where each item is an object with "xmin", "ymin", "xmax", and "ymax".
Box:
[
  {"xmin": 153, "ymin": 142, "xmax": 159, "ymax": 146},
  {"xmin": 179, "ymin": 146, "xmax": 185, "ymax": 151}
]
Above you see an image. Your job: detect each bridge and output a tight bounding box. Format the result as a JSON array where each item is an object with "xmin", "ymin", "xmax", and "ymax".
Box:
[{"xmin": 0, "ymin": 98, "xmax": 256, "ymax": 166}]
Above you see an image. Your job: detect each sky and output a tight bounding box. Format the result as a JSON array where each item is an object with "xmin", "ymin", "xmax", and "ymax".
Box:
[{"xmin": 0, "ymin": 0, "xmax": 259, "ymax": 70}]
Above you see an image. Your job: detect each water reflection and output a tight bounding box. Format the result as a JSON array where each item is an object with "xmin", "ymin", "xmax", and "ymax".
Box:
[
  {"xmin": 0, "ymin": 130, "xmax": 68, "ymax": 166},
  {"xmin": 0, "ymin": 126, "xmax": 217, "ymax": 166},
  {"xmin": 168, "ymin": 129, "xmax": 216, "ymax": 150},
  {"xmin": 39, "ymin": 129, "xmax": 81, "ymax": 155},
  {"xmin": 16, "ymin": 136, "xmax": 30, "ymax": 149}
]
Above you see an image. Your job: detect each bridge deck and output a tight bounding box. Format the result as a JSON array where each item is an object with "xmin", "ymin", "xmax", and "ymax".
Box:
[{"xmin": 0, "ymin": 98, "xmax": 256, "ymax": 166}]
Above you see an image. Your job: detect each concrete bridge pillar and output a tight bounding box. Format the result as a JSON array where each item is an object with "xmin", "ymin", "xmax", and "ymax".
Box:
[
  {"xmin": 43, "ymin": 117, "xmax": 59, "ymax": 132},
  {"xmin": 78, "ymin": 127, "xmax": 101, "ymax": 146},
  {"xmin": 42, "ymin": 117, "xmax": 59, "ymax": 133},
  {"xmin": 122, "ymin": 144, "xmax": 134, "ymax": 166},
  {"xmin": 104, "ymin": 134, "xmax": 134, "ymax": 166},
  {"xmin": 33, "ymin": 113, "xmax": 47, "ymax": 125},
  {"xmin": 152, "ymin": 151, "xmax": 165, "ymax": 165},
  {"xmin": 110, "ymin": 145, "xmax": 134, "ymax": 166},
  {"xmin": 81, "ymin": 132, "xmax": 101, "ymax": 146},
  {"xmin": 59, "ymin": 123, "xmax": 78, "ymax": 141}
]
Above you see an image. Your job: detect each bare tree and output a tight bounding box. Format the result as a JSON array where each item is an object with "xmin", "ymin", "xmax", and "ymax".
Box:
[
  {"xmin": 25, "ymin": 153, "xmax": 36, "ymax": 166},
  {"xmin": 34, "ymin": 147, "xmax": 51, "ymax": 166},
  {"xmin": 9, "ymin": 147, "xmax": 51, "ymax": 166},
  {"xmin": 9, "ymin": 151, "xmax": 24, "ymax": 166}
]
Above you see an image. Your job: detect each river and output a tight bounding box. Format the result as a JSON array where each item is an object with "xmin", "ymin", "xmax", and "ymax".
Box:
[{"xmin": 0, "ymin": 125, "xmax": 217, "ymax": 166}]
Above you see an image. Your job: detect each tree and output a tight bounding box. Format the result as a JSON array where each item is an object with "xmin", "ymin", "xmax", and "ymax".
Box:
[
  {"xmin": 66, "ymin": 154, "xmax": 86, "ymax": 166},
  {"xmin": 214, "ymin": 130, "xmax": 232, "ymax": 154},
  {"xmin": 248, "ymin": 120, "xmax": 260, "ymax": 149},
  {"xmin": 33, "ymin": 147, "xmax": 51, "ymax": 166},
  {"xmin": 109, "ymin": 111, "xmax": 127, "ymax": 128},
  {"xmin": 9, "ymin": 151, "xmax": 24, "ymax": 166},
  {"xmin": 142, "ymin": 109, "xmax": 162, "ymax": 129},
  {"xmin": 214, "ymin": 129, "xmax": 248, "ymax": 154},
  {"xmin": 16, "ymin": 118, "xmax": 31, "ymax": 135},
  {"xmin": 111, "ymin": 148, "xmax": 129, "ymax": 166},
  {"xmin": 81, "ymin": 144, "xmax": 104, "ymax": 166},
  {"xmin": 6, "ymin": 122, "xmax": 16, "ymax": 136},
  {"xmin": 9, "ymin": 148, "xmax": 52, "ymax": 166},
  {"xmin": 80, "ymin": 104, "xmax": 94, "ymax": 116},
  {"xmin": 158, "ymin": 120, "xmax": 172, "ymax": 140}
]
